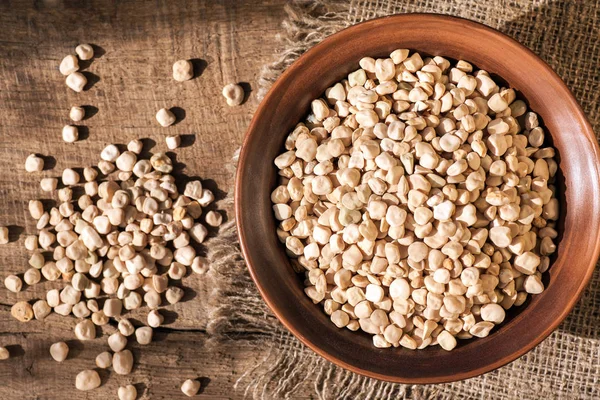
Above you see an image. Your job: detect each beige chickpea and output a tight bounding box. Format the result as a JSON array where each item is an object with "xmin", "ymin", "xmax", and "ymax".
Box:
[
  {"xmin": 50, "ymin": 342, "xmax": 69, "ymax": 362},
  {"xmin": 66, "ymin": 72, "xmax": 87, "ymax": 92},
  {"xmin": 118, "ymin": 385, "xmax": 137, "ymax": 400},
  {"xmin": 222, "ymin": 83, "xmax": 244, "ymax": 106},
  {"xmin": 173, "ymin": 59, "xmax": 194, "ymax": 81},
  {"xmin": 156, "ymin": 108, "xmax": 176, "ymax": 127},
  {"xmin": 75, "ymin": 44, "xmax": 94, "ymax": 60},
  {"xmin": 69, "ymin": 106, "xmax": 86, "ymax": 122},
  {"xmin": 62, "ymin": 125, "xmax": 79, "ymax": 143},
  {"xmin": 135, "ymin": 326, "xmax": 153, "ymax": 345},
  {"xmin": 113, "ymin": 350, "xmax": 134, "ymax": 375},
  {"xmin": 181, "ymin": 379, "xmax": 201, "ymax": 397},
  {"xmin": 75, "ymin": 370, "xmax": 101, "ymax": 391}
]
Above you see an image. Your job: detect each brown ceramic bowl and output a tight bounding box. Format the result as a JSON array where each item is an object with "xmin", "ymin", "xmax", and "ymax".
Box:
[{"xmin": 235, "ymin": 14, "xmax": 600, "ymax": 383}]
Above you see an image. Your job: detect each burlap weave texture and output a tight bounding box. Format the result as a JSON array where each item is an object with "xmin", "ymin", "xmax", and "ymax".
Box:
[{"xmin": 209, "ymin": 1, "xmax": 600, "ymax": 399}]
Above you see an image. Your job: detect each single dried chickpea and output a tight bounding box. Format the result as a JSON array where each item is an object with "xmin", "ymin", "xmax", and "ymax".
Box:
[
  {"xmin": 127, "ymin": 139, "xmax": 144, "ymax": 154},
  {"xmin": 116, "ymin": 151, "xmax": 137, "ymax": 172},
  {"xmin": 28, "ymin": 200, "xmax": 44, "ymax": 220},
  {"xmin": 135, "ymin": 326, "xmax": 153, "ymax": 345},
  {"xmin": 72, "ymin": 302, "xmax": 90, "ymax": 318},
  {"xmin": 480, "ymin": 303, "xmax": 506, "ymax": 324},
  {"xmin": 62, "ymin": 125, "xmax": 79, "ymax": 143},
  {"xmin": 165, "ymin": 286, "xmax": 185, "ymax": 304},
  {"xmin": 33, "ymin": 300, "xmax": 51, "ymax": 320},
  {"xmin": 82, "ymin": 167, "xmax": 97, "ymax": 182},
  {"xmin": 75, "ymin": 44, "xmax": 94, "ymax": 60},
  {"xmin": 524, "ymin": 275, "xmax": 544, "ymax": 294},
  {"xmin": 514, "ymin": 252, "xmax": 541, "ymax": 275},
  {"xmin": 24, "ymin": 268, "xmax": 41, "ymax": 286},
  {"xmin": 103, "ymin": 298, "xmax": 123, "ymax": 318},
  {"xmin": 0, "ymin": 346, "xmax": 9, "ymax": 360},
  {"xmin": 66, "ymin": 72, "xmax": 87, "ymax": 92},
  {"xmin": 331, "ymin": 310, "xmax": 350, "ymax": 328},
  {"xmin": 156, "ymin": 108, "xmax": 176, "ymax": 127},
  {"xmin": 147, "ymin": 309, "xmax": 164, "ymax": 328},
  {"xmin": 95, "ymin": 351, "xmax": 112, "ymax": 369},
  {"xmin": 168, "ymin": 262, "xmax": 186, "ymax": 280},
  {"xmin": 75, "ymin": 369, "xmax": 101, "ymax": 391},
  {"xmin": 173, "ymin": 60, "xmax": 194, "ymax": 82},
  {"xmin": 62, "ymin": 168, "xmax": 80, "ymax": 186},
  {"xmin": 4, "ymin": 275, "xmax": 22, "ymax": 293},
  {"xmin": 468, "ymin": 321, "xmax": 493, "ymax": 338},
  {"xmin": 222, "ymin": 83, "xmax": 244, "ymax": 106},
  {"xmin": 108, "ymin": 332, "xmax": 128, "ymax": 352},
  {"xmin": 205, "ymin": 210, "xmax": 223, "ymax": 227},
  {"xmin": 437, "ymin": 330, "xmax": 458, "ymax": 351},
  {"xmin": 166, "ymin": 134, "xmax": 181, "ymax": 150},
  {"xmin": 74, "ymin": 319, "xmax": 96, "ymax": 340},
  {"xmin": 101, "ymin": 144, "xmax": 120, "ymax": 162},
  {"xmin": 24, "ymin": 234, "xmax": 37, "ymax": 250},
  {"xmin": 118, "ymin": 318, "xmax": 135, "ymax": 337},
  {"xmin": 59, "ymin": 55, "xmax": 79, "ymax": 75},
  {"xmin": 11, "ymin": 301, "xmax": 33, "ymax": 321},
  {"xmin": 144, "ymin": 290, "xmax": 161, "ymax": 309},
  {"xmin": 46, "ymin": 289, "xmax": 60, "ymax": 308},
  {"xmin": 118, "ymin": 385, "xmax": 138, "ymax": 400},
  {"xmin": 150, "ymin": 152, "xmax": 173, "ymax": 172},
  {"xmin": 25, "ymin": 154, "xmax": 44, "ymax": 172},
  {"xmin": 181, "ymin": 379, "xmax": 201, "ymax": 397},
  {"xmin": 113, "ymin": 350, "xmax": 134, "ymax": 375},
  {"xmin": 50, "ymin": 342, "xmax": 69, "ymax": 362},
  {"xmin": 69, "ymin": 106, "xmax": 85, "ymax": 122},
  {"xmin": 191, "ymin": 256, "xmax": 209, "ymax": 275},
  {"xmin": 0, "ymin": 227, "xmax": 8, "ymax": 244},
  {"xmin": 40, "ymin": 178, "xmax": 58, "ymax": 192}
]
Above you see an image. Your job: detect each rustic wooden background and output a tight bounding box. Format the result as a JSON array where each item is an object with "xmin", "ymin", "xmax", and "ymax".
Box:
[{"xmin": 0, "ymin": 1, "xmax": 289, "ymax": 398}]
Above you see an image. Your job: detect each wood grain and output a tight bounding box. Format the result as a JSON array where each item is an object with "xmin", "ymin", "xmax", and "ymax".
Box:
[{"xmin": 0, "ymin": 1, "xmax": 287, "ymax": 398}]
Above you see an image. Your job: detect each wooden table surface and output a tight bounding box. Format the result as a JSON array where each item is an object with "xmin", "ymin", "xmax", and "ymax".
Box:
[{"xmin": 0, "ymin": 1, "xmax": 289, "ymax": 398}]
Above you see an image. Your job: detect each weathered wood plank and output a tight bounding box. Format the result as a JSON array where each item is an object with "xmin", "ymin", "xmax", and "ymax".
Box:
[
  {"xmin": 0, "ymin": 0, "xmax": 287, "ymax": 398},
  {"xmin": 0, "ymin": 307, "xmax": 276, "ymax": 399}
]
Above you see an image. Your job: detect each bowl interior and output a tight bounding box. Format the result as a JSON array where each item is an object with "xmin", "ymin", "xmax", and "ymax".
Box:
[{"xmin": 236, "ymin": 14, "xmax": 600, "ymax": 383}]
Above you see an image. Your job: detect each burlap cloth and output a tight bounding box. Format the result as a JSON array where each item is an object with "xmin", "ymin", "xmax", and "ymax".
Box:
[{"xmin": 206, "ymin": 1, "xmax": 600, "ymax": 398}]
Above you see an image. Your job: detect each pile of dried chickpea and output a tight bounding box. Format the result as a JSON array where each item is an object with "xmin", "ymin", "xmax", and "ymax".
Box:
[
  {"xmin": 272, "ymin": 49, "xmax": 559, "ymax": 351},
  {"xmin": 16, "ymin": 144, "xmax": 217, "ymax": 394},
  {"xmin": 0, "ymin": 43, "xmax": 248, "ymax": 398}
]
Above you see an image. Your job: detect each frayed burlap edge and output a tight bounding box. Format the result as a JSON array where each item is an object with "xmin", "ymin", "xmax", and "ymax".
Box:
[
  {"xmin": 205, "ymin": 150, "xmax": 281, "ymax": 339},
  {"xmin": 257, "ymin": 0, "xmax": 353, "ymax": 100}
]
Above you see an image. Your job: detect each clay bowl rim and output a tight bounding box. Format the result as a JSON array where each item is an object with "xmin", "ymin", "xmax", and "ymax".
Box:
[{"xmin": 235, "ymin": 13, "xmax": 600, "ymax": 383}]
